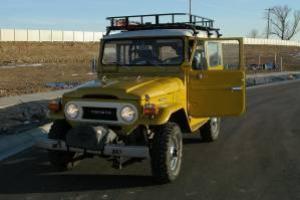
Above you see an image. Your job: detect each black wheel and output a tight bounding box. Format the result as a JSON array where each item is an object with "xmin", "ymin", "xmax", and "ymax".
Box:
[
  {"xmin": 48, "ymin": 120, "xmax": 75, "ymax": 171},
  {"xmin": 200, "ymin": 117, "xmax": 221, "ymax": 142},
  {"xmin": 150, "ymin": 122, "xmax": 183, "ymax": 184}
]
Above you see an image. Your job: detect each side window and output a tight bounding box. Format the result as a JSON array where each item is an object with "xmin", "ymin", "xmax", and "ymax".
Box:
[
  {"xmin": 207, "ymin": 42, "xmax": 221, "ymax": 67},
  {"xmin": 102, "ymin": 43, "xmax": 117, "ymax": 64},
  {"xmin": 192, "ymin": 41, "xmax": 207, "ymax": 70}
]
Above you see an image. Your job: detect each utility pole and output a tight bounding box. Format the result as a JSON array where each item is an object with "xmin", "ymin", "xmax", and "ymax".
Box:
[
  {"xmin": 189, "ymin": 0, "xmax": 192, "ymax": 16},
  {"xmin": 265, "ymin": 8, "xmax": 272, "ymax": 39}
]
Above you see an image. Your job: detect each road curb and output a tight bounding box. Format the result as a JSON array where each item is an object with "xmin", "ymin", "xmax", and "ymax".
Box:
[
  {"xmin": 0, "ymin": 90, "xmax": 70, "ymax": 109},
  {"xmin": 247, "ymin": 78, "xmax": 300, "ymax": 90},
  {"xmin": 0, "ymin": 124, "xmax": 51, "ymax": 161}
]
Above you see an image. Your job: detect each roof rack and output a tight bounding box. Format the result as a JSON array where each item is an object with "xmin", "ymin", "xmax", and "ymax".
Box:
[{"xmin": 106, "ymin": 13, "xmax": 222, "ymax": 37}]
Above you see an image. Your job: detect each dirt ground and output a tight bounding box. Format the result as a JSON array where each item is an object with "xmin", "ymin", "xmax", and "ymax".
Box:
[
  {"xmin": 0, "ymin": 42, "xmax": 99, "ymax": 65},
  {"xmin": 245, "ymin": 45, "xmax": 300, "ymax": 71},
  {"xmin": 0, "ymin": 64, "xmax": 96, "ymax": 97},
  {"xmin": 0, "ymin": 42, "xmax": 99, "ymax": 97}
]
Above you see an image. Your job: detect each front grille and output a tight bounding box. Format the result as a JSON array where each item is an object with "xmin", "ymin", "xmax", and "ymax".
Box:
[{"xmin": 82, "ymin": 107, "xmax": 117, "ymax": 121}]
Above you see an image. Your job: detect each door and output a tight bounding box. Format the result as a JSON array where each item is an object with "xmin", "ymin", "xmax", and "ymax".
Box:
[{"xmin": 188, "ymin": 38, "xmax": 246, "ymax": 117}]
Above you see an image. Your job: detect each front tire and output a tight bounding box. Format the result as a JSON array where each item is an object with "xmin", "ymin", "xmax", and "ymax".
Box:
[
  {"xmin": 150, "ymin": 122, "xmax": 183, "ymax": 184},
  {"xmin": 48, "ymin": 120, "xmax": 75, "ymax": 171},
  {"xmin": 200, "ymin": 117, "xmax": 221, "ymax": 142}
]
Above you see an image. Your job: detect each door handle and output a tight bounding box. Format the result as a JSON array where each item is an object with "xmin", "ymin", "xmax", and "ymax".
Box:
[
  {"xmin": 197, "ymin": 73, "xmax": 203, "ymax": 79},
  {"xmin": 231, "ymin": 86, "xmax": 242, "ymax": 91}
]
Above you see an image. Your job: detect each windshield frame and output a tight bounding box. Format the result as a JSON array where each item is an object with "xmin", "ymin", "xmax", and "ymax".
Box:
[{"xmin": 100, "ymin": 37, "xmax": 185, "ymax": 67}]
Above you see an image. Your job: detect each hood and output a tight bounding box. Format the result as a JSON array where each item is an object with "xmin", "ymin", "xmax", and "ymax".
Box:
[{"xmin": 63, "ymin": 77, "xmax": 184, "ymax": 100}]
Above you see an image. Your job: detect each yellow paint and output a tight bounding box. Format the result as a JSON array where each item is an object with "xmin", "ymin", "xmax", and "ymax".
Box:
[
  {"xmin": 208, "ymin": 65, "xmax": 224, "ymax": 70},
  {"xmin": 49, "ymin": 36, "xmax": 246, "ymax": 135},
  {"xmin": 189, "ymin": 116, "xmax": 209, "ymax": 132}
]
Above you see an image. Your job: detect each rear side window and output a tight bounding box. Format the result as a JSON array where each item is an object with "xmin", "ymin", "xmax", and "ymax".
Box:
[{"xmin": 207, "ymin": 42, "xmax": 221, "ymax": 67}]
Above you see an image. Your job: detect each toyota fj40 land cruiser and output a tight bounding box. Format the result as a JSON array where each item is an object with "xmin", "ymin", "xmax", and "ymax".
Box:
[{"xmin": 37, "ymin": 13, "xmax": 246, "ymax": 183}]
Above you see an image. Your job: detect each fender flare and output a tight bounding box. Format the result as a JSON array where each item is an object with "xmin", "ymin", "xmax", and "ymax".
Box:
[{"xmin": 148, "ymin": 104, "xmax": 187, "ymax": 125}]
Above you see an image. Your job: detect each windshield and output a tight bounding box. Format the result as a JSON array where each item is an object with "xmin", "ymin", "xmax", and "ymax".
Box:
[{"xmin": 102, "ymin": 39, "xmax": 184, "ymax": 66}]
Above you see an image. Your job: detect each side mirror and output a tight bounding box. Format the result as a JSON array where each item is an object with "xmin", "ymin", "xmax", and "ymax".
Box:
[
  {"xmin": 90, "ymin": 57, "xmax": 97, "ymax": 73},
  {"xmin": 192, "ymin": 52, "xmax": 206, "ymax": 70}
]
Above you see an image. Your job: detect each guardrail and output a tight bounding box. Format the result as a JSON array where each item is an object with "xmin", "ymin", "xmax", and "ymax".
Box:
[{"xmin": 0, "ymin": 28, "xmax": 104, "ymax": 42}]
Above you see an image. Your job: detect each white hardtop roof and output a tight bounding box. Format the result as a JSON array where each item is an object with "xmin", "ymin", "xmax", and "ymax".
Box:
[{"xmin": 103, "ymin": 29, "xmax": 209, "ymax": 39}]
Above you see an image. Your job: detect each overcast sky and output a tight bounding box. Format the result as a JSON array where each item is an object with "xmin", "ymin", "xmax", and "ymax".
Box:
[{"xmin": 0, "ymin": 0, "xmax": 299, "ymax": 41}]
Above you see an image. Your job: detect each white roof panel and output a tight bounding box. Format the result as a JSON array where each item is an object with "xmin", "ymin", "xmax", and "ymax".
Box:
[{"xmin": 103, "ymin": 29, "xmax": 195, "ymax": 39}]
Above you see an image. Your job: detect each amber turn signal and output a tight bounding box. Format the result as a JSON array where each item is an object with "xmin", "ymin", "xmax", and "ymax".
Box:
[
  {"xmin": 48, "ymin": 100, "xmax": 61, "ymax": 112},
  {"xmin": 143, "ymin": 104, "xmax": 158, "ymax": 116}
]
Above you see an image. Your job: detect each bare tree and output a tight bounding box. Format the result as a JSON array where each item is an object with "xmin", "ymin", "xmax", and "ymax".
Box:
[
  {"xmin": 248, "ymin": 29, "xmax": 259, "ymax": 38},
  {"xmin": 267, "ymin": 5, "xmax": 300, "ymax": 40}
]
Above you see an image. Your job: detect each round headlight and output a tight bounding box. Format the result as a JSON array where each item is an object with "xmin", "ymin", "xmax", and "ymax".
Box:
[
  {"xmin": 120, "ymin": 106, "xmax": 136, "ymax": 122},
  {"xmin": 65, "ymin": 103, "xmax": 80, "ymax": 119}
]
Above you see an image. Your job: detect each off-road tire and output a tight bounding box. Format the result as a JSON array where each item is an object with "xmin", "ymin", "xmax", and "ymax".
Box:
[
  {"xmin": 48, "ymin": 120, "xmax": 75, "ymax": 171},
  {"xmin": 200, "ymin": 118, "xmax": 221, "ymax": 142},
  {"xmin": 150, "ymin": 122, "xmax": 183, "ymax": 184}
]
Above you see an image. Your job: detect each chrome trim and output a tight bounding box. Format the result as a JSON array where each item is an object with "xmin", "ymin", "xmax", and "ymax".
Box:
[
  {"xmin": 231, "ymin": 86, "xmax": 242, "ymax": 91},
  {"xmin": 64, "ymin": 101, "xmax": 138, "ymax": 125}
]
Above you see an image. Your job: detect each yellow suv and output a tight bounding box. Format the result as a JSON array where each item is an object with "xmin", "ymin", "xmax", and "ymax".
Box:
[{"xmin": 37, "ymin": 13, "xmax": 246, "ymax": 183}]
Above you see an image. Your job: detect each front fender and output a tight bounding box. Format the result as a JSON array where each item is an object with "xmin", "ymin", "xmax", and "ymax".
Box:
[{"xmin": 144, "ymin": 103, "xmax": 185, "ymax": 125}]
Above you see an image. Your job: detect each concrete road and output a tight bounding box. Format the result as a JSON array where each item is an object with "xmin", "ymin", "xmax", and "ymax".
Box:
[{"xmin": 0, "ymin": 82, "xmax": 300, "ymax": 200}]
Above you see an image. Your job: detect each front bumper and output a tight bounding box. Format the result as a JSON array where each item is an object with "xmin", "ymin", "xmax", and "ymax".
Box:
[{"xmin": 35, "ymin": 138, "xmax": 150, "ymax": 159}]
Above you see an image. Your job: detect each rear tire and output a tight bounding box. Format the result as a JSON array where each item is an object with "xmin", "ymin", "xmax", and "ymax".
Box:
[
  {"xmin": 150, "ymin": 122, "xmax": 183, "ymax": 184},
  {"xmin": 200, "ymin": 118, "xmax": 221, "ymax": 142},
  {"xmin": 48, "ymin": 120, "xmax": 75, "ymax": 171}
]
